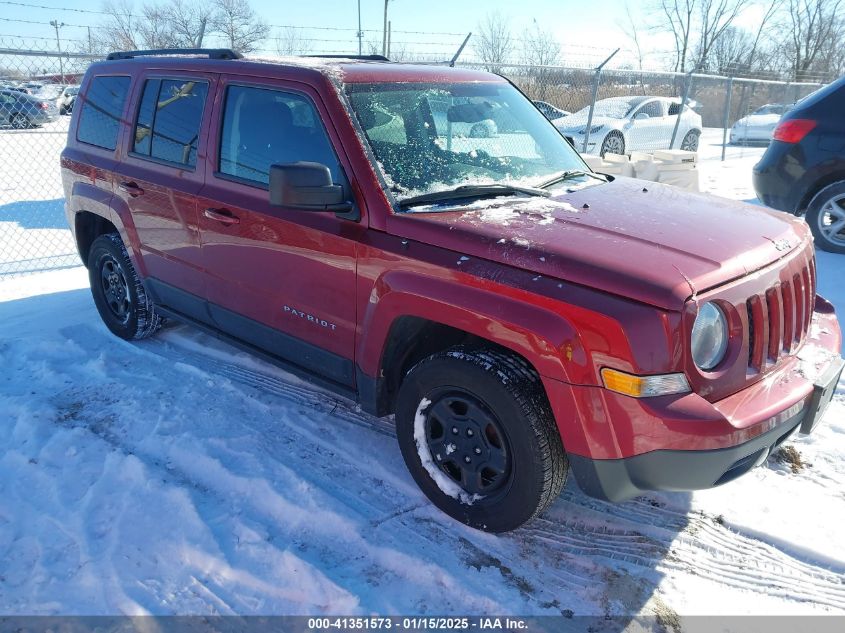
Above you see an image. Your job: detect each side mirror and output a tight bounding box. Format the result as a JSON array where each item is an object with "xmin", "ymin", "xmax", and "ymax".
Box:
[
  {"xmin": 633, "ymin": 112, "xmax": 650, "ymax": 120},
  {"xmin": 269, "ymin": 162, "xmax": 352, "ymax": 212}
]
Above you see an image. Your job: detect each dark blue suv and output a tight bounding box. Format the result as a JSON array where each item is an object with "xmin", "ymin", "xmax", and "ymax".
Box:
[{"xmin": 753, "ymin": 75, "xmax": 845, "ymax": 253}]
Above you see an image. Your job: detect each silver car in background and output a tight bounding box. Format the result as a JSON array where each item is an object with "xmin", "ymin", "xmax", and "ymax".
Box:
[{"xmin": 730, "ymin": 103, "xmax": 791, "ymax": 144}]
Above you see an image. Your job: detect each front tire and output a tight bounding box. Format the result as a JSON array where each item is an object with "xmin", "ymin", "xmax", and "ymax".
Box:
[
  {"xmin": 806, "ymin": 181, "xmax": 845, "ymax": 254},
  {"xmin": 600, "ymin": 131, "xmax": 625, "ymax": 157},
  {"xmin": 88, "ymin": 233, "xmax": 162, "ymax": 340},
  {"xmin": 680, "ymin": 129, "xmax": 700, "ymax": 152},
  {"xmin": 10, "ymin": 113, "xmax": 28, "ymax": 129},
  {"xmin": 395, "ymin": 347, "xmax": 567, "ymax": 532}
]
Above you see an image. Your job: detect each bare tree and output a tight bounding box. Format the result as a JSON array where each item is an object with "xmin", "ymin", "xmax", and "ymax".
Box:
[
  {"xmin": 618, "ymin": 3, "xmax": 645, "ymax": 72},
  {"xmin": 520, "ymin": 22, "xmax": 560, "ymax": 99},
  {"xmin": 782, "ymin": 0, "xmax": 844, "ymax": 81},
  {"xmin": 100, "ymin": 0, "xmax": 138, "ymax": 51},
  {"xmin": 137, "ymin": 3, "xmax": 179, "ymax": 49},
  {"xmin": 212, "ymin": 0, "xmax": 270, "ymax": 53},
  {"xmin": 164, "ymin": 0, "xmax": 215, "ymax": 47},
  {"xmin": 707, "ymin": 25, "xmax": 754, "ymax": 73},
  {"xmin": 275, "ymin": 26, "xmax": 312, "ymax": 56},
  {"xmin": 475, "ymin": 12, "xmax": 513, "ymax": 72},
  {"xmin": 693, "ymin": 0, "xmax": 754, "ymax": 70},
  {"xmin": 659, "ymin": 0, "xmax": 696, "ymax": 71}
]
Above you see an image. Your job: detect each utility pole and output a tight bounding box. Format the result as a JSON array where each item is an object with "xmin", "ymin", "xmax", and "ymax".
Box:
[
  {"xmin": 49, "ymin": 19, "xmax": 65, "ymax": 84},
  {"xmin": 357, "ymin": 0, "xmax": 363, "ymax": 55},
  {"xmin": 196, "ymin": 17, "xmax": 207, "ymax": 47},
  {"xmin": 382, "ymin": 0, "xmax": 389, "ymax": 57}
]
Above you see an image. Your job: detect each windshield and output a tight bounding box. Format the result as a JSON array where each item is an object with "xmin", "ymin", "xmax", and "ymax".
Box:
[
  {"xmin": 573, "ymin": 97, "xmax": 639, "ymax": 119},
  {"xmin": 345, "ymin": 81, "xmax": 586, "ymax": 204},
  {"xmin": 753, "ymin": 104, "xmax": 786, "ymax": 115}
]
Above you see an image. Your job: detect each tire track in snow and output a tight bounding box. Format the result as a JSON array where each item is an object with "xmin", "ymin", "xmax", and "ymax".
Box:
[
  {"xmin": 137, "ymin": 327, "xmax": 845, "ymax": 612},
  {"xmin": 57, "ymin": 323, "xmax": 845, "ymax": 613},
  {"xmin": 56, "ymin": 325, "xmax": 574, "ymax": 612}
]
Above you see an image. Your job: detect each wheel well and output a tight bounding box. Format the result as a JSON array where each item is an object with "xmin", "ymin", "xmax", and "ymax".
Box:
[
  {"xmin": 74, "ymin": 211, "xmax": 118, "ymax": 266},
  {"xmin": 375, "ymin": 316, "xmax": 540, "ymax": 416},
  {"xmin": 797, "ymin": 172, "xmax": 845, "ymax": 215}
]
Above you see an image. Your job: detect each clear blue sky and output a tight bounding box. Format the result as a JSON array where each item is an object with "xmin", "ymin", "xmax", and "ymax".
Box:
[{"xmin": 0, "ymin": 0, "xmax": 769, "ymax": 68}]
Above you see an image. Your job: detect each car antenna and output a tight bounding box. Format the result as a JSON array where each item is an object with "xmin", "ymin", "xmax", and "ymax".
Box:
[{"xmin": 448, "ymin": 32, "xmax": 472, "ymax": 67}]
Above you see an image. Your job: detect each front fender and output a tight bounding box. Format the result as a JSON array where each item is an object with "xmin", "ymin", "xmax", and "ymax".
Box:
[{"xmin": 356, "ymin": 269, "xmax": 588, "ymax": 384}]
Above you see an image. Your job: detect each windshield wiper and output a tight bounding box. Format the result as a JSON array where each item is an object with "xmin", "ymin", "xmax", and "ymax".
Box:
[
  {"xmin": 398, "ymin": 183, "xmax": 550, "ymax": 209},
  {"xmin": 537, "ymin": 169, "xmax": 607, "ymax": 190}
]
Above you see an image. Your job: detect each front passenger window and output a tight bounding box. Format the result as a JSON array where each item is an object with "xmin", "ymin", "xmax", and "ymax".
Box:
[{"xmin": 218, "ymin": 85, "xmax": 341, "ymax": 186}]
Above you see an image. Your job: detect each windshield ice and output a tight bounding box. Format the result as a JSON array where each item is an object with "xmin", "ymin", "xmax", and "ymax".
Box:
[{"xmin": 345, "ymin": 81, "xmax": 585, "ymax": 204}]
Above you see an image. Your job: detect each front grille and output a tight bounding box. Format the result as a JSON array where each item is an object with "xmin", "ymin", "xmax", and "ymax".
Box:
[{"xmin": 745, "ymin": 255, "xmax": 815, "ymax": 373}]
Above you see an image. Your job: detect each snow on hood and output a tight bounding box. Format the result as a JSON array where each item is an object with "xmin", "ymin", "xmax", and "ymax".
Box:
[
  {"xmin": 388, "ymin": 177, "xmax": 811, "ymax": 310},
  {"xmin": 555, "ymin": 113, "xmax": 619, "ymax": 131}
]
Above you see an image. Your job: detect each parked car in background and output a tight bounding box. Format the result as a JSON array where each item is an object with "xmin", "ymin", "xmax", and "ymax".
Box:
[
  {"xmin": 0, "ymin": 88, "xmax": 59, "ymax": 128},
  {"xmin": 730, "ymin": 103, "xmax": 791, "ymax": 145},
  {"xmin": 555, "ymin": 96, "xmax": 702, "ymax": 156},
  {"xmin": 61, "ymin": 50, "xmax": 843, "ymax": 532},
  {"xmin": 754, "ymin": 76, "xmax": 845, "ymax": 253},
  {"xmin": 533, "ymin": 100, "xmax": 570, "ymax": 122},
  {"xmin": 56, "ymin": 85, "xmax": 80, "ymax": 115}
]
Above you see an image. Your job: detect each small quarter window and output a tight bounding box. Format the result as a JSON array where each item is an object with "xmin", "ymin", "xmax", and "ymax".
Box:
[
  {"xmin": 219, "ymin": 85, "xmax": 341, "ymax": 185},
  {"xmin": 133, "ymin": 78, "xmax": 208, "ymax": 167},
  {"xmin": 77, "ymin": 75, "xmax": 130, "ymax": 150}
]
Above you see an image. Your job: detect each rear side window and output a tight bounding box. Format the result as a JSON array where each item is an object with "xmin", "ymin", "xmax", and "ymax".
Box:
[
  {"xmin": 77, "ymin": 75, "xmax": 130, "ymax": 150},
  {"xmin": 133, "ymin": 78, "xmax": 209, "ymax": 167},
  {"xmin": 218, "ymin": 85, "xmax": 341, "ymax": 185}
]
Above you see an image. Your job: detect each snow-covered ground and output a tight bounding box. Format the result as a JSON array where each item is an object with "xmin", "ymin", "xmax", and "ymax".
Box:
[{"xmin": 0, "ymin": 125, "xmax": 844, "ymax": 617}]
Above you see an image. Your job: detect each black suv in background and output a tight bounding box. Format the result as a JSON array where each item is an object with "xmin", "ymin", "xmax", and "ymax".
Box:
[{"xmin": 753, "ymin": 75, "xmax": 845, "ymax": 253}]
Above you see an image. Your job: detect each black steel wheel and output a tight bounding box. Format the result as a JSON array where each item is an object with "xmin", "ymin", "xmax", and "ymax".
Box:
[
  {"xmin": 420, "ymin": 389, "xmax": 512, "ymax": 497},
  {"xmin": 88, "ymin": 233, "xmax": 162, "ymax": 340},
  {"xmin": 395, "ymin": 347, "xmax": 567, "ymax": 532}
]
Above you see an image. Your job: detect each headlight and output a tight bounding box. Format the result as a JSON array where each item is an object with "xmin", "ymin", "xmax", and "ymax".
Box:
[
  {"xmin": 691, "ymin": 302, "xmax": 729, "ymax": 370},
  {"xmin": 577, "ymin": 124, "xmax": 605, "ymax": 135}
]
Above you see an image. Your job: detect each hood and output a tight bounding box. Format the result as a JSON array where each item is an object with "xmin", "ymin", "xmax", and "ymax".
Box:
[
  {"xmin": 733, "ymin": 113, "xmax": 780, "ymax": 128},
  {"xmin": 555, "ymin": 113, "xmax": 619, "ymax": 132},
  {"xmin": 389, "ymin": 178, "xmax": 810, "ymax": 310}
]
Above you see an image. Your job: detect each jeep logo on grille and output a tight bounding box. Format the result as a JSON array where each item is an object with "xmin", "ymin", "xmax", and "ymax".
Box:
[{"xmin": 283, "ymin": 305, "xmax": 337, "ymax": 330}]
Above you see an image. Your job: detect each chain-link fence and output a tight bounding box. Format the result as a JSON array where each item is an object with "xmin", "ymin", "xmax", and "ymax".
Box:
[
  {"xmin": 0, "ymin": 46, "xmax": 828, "ymax": 279},
  {"xmin": 1, "ymin": 48, "xmax": 101, "ymax": 276}
]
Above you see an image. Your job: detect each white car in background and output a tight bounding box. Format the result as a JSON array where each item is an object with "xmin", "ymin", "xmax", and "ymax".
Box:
[
  {"xmin": 730, "ymin": 103, "xmax": 791, "ymax": 144},
  {"xmin": 555, "ymin": 96, "xmax": 703, "ymax": 156},
  {"xmin": 533, "ymin": 100, "xmax": 571, "ymax": 123}
]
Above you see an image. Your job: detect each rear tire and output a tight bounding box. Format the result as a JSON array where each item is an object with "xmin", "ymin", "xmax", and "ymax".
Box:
[
  {"xmin": 88, "ymin": 233, "xmax": 162, "ymax": 340},
  {"xmin": 395, "ymin": 347, "xmax": 567, "ymax": 532},
  {"xmin": 806, "ymin": 181, "xmax": 845, "ymax": 254}
]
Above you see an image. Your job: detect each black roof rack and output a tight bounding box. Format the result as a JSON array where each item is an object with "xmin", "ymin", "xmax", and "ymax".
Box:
[
  {"xmin": 303, "ymin": 54, "xmax": 389, "ymax": 62},
  {"xmin": 107, "ymin": 48, "xmax": 243, "ymax": 61}
]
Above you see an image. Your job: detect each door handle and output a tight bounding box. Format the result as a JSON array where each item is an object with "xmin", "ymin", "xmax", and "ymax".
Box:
[
  {"xmin": 118, "ymin": 181, "xmax": 144, "ymax": 197},
  {"xmin": 203, "ymin": 208, "xmax": 240, "ymax": 225}
]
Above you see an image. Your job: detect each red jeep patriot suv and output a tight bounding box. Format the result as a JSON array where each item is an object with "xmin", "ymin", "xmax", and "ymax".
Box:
[{"xmin": 61, "ymin": 49, "xmax": 844, "ymax": 532}]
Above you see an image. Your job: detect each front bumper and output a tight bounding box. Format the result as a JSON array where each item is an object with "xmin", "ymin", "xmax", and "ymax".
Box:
[{"xmin": 542, "ymin": 298, "xmax": 843, "ymax": 501}]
